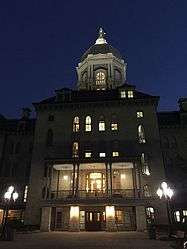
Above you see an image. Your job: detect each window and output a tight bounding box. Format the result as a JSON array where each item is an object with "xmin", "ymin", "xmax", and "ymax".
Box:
[
  {"xmin": 99, "ymin": 117, "xmax": 105, "ymax": 131},
  {"xmin": 85, "ymin": 151, "xmax": 92, "ymax": 158},
  {"xmin": 120, "ymin": 90, "xmax": 126, "ymax": 98},
  {"xmin": 174, "ymin": 211, "xmax": 181, "ymax": 222},
  {"xmin": 112, "ymin": 151, "xmax": 119, "ymax": 157},
  {"xmin": 72, "ymin": 142, "xmax": 79, "ymax": 158},
  {"xmin": 137, "ymin": 111, "xmax": 143, "ymax": 118},
  {"xmin": 138, "ymin": 125, "xmax": 146, "ymax": 144},
  {"xmin": 15, "ymin": 142, "xmax": 21, "ymax": 154},
  {"xmin": 48, "ymin": 115, "xmax": 54, "ymax": 121},
  {"xmin": 46, "ymin": 129, "xmax": 53, "ymax": 147},
  {"xmin": 85, "ymin": 116, "xmax": 91, "ymax": 132},
  {"xmin": 127, "ymin": 91, "xmax": 134, "ymax": 98},
  {"xmin": 73, "ymin": 116, "xmax": 79, "ymax": 132},
  {"xmin": 115, "ymin": 210, "xmax": 123, "ymax": 223},
  {"xmin": 182, "ymin": 210, "xmax": 187, "ymax": 223},
  {"xmin": 146, "ymin": 207, "xmax": 155, "ymax": 224},
  {"xmin": 99, "ymin": 152, "xmax": 106, "ymax": 157},
  {"xmin": 143, "ymin": 185, "xmax": 151, "ymax": 197},
  {"xmin": 9, "ymin": 142, "xmax": 14, "ymax": 154},
  {"xmin": 111, "ymin": 122, "xmax": 118, "ymax": 131},
  {"xmin": 141, "ymin": 153, "xmax": 150, "ymax": 175},
  {"xmin": 23, "ymin": 185, "xmax": 28, "ymax": 203},
  {"xmin": 96, "ymin": 71, "xmax": 106, "ymax": 85},
  {"xmin": 162, "ymin": 137, "xmax": 169, "ymax": 148}
]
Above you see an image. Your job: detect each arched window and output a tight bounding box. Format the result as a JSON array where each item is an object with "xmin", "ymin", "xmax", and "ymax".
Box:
[
  {"xmin": 138, "ymin": 125, "xmax": 146, "ymax": 144},
  {"xmin": 73, "ymin": 116, "xmax": 79, "ymax": 132},
  {"xmin": 146, "ymin": 207, "xmax": 155, "ymax": 224},
  {"xmin": 96, "ymin": 71, "xmax": 106, "ymax": 85},
  {"xmin": 99, "ymin": 116, "xmax": 105, "ymax": 131},
  {"xmin": 115, "ymin": 70, "xmax": 121, "ymax": 81},
  {"xmin": 72, "ymin": 142, "xmax": 79, "ymax": 158},
  {"xmin": 143, "ymin": 185, "xmax": 151, "ymax": 197},
  {"xmin": 141, "ymin": 153, "xmax": 150, "ymax": 175},
  {"xmin": 162, "ymin": 137, "xmax": 169, "ymax": 148},
  {"xmin": 15, "ymin": 142, "xmax": 21, "ymax": 154},
  {"xmin": 82, "ymin": 72, "xmax": 87, "ymax": 83},
  {"xmin": 85, "ymin": 116, "xmax": 91, "ymax": 132},
  {"xmin": 46, "ymin": 129, "xmax": 53, "ymax": 147},
  {"xmin": 111, "ymin": 115, "xmax": 118, "ymax": 131}
]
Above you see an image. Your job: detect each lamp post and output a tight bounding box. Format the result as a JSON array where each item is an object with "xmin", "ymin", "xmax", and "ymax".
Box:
[
  {"xmin": 1, "ymin": 186, "xmax": 19, "ymax": 240},
  {"xmin": 156, "ymin": 182, "xmax": 174, "ymax": 236}
]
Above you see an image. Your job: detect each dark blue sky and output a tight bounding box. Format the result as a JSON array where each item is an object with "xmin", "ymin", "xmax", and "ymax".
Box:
[{"xmin": 0, "ymin": 0, "xmax": 187, "ymax": 117}]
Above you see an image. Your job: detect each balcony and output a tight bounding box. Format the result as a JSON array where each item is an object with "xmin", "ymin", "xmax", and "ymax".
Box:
[{"xmin": 49, "ymin": 189, "xmax": 136, "ymax": 201}]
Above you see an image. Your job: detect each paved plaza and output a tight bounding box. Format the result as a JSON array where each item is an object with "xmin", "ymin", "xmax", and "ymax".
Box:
[{"xmin": 0, "ymin": 231, "xmax": 171, "ymax": 249}]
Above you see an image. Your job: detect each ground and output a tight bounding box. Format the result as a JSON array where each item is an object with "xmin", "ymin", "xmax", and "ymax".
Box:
[{"xmin": 0, "ymin": 231, "xmax": 171, "ymax": 249}]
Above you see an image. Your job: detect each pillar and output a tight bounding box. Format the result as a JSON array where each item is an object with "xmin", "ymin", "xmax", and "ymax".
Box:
[
  {"xmin": 105, "ymin": 206, "xmax": 117, "ymax": 232},
  {"xmin": 69, "ymin": 206, "xmax": 80, "ymax": 231},
  {"xmin": 136, "ymin": 206, "xmax": 147, "ymax": 231},
  {"xmin": 40, "ymin": 207, "xmax": 51, "ymax": 232}
]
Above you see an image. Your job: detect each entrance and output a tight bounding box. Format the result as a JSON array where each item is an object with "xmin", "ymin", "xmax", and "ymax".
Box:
[{"xmin": 85, "ymin": 211, "xmax": 102, "ymax": 231}]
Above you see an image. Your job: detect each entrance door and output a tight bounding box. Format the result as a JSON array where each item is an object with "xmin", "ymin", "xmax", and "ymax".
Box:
[{"xmin": 85, "ymin": 211, "xmax": 102, "ymax": 231}]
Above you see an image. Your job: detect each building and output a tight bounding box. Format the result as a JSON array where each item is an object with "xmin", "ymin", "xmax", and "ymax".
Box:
[{"xmin": 0, "ymin": 28, "xmax": 187, "ymax": 231}]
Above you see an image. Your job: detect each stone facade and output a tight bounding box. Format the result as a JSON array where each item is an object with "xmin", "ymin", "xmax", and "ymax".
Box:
[{"xmin": 0, "ymin": 29, "xmax": 186, "ymax": 230}]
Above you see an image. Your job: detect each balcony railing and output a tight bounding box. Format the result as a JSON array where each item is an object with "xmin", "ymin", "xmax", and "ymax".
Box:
[{"xmin": 49, "ymin": 189, "xmax": 137, "ymax": 200}]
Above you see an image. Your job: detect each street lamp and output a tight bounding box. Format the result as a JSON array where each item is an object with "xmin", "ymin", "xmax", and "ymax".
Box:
[
  {"xmin": 1, "ymin": 186, "xmax": 19, "ymax": 240},
  {"xmin": 156, "ymin": 181, "xmax": 174, "ymax": 236}
]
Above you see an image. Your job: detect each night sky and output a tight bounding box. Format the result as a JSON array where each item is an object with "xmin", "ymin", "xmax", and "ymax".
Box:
[{"xmin": 0, "ymin": 0, "xmax": 187, "ymax": 118}]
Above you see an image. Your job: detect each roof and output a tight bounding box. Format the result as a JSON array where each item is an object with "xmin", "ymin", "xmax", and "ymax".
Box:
[
  {"xmin": 0, "ymin": 118, "xmax": 36, "ymax": 133},
  {"xmin": 81, "ymin": 43, "xmax": 123, "ymax": 62},
  {"xmin": 35, "ymin": 85, "xmax": 159, "ymax": 106}
]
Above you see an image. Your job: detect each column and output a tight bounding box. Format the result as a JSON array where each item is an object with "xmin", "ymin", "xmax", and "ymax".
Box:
[
  {"xmin": 105, "ymin": 206, "xmax": 117, "ymax": 232},
  {"xmin": 105, "ymin": 163, "xmax": 109, "ymax": 196},
  {"xmin": 75, "ymin": 163, "xmax": 80, "ymax": 197},
  {"xmin": 109, "ymin": 162, "xmax": 113, "ymax": 196},
  {"xmin": 136, "ymin": 206, "xmax": 147, "ymax": 231},
  {"xmin": 69, "ymin": 206, "xmax": 80, "ymax": 231},
  {"xmin": 72, "ymin": 163, "xmax": 76, "ymax": 196},
  {"xmin": 40, "ymin": 207, "xmax": 52, "ymax": 232}
]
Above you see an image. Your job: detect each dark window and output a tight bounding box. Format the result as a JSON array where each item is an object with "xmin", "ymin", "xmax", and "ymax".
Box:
[
  {"xmin": 29, "ymin": 142, "xmax": 33, "ymax": 153},
  {"xmin": 48, "ymin": 115, "xmax": 54, "ymax": 121},
  {"xmin": 46, "ymin": 129, "xmax": 53, "ymax": 147},
  {"xmin": 15, "ymin": 142, "xmax": 21, "ymax": 154},
  {"xmin": 9, "ymin": 142, "xmax": 14, "ymax": 154}
]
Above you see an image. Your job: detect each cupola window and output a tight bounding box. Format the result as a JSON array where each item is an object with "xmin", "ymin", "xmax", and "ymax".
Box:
[{"xmin": 96, "ymin": 72, "xmax": 106, "ymax": 85}]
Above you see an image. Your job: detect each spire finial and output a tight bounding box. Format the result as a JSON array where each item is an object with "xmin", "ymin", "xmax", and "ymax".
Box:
[{"xmin": 95, "ymin": 27, "xmax": 107, "ymax": 45}]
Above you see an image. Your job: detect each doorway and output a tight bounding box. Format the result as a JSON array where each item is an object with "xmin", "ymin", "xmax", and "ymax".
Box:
[{"xmin": 85, "ymin": 211, "xmax": 103, "ymax": 231}]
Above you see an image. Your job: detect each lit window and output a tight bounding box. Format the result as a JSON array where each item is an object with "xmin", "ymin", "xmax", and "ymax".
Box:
[
  {"xmin": 141, "ymin": 153, "xmax": 150, "ymax": 175},
  {"xmin": 182, "ymin": 210, "xmax": 187, "ymax": 223},
  {"xmin": 120, "ymin": 90, "xmax": 126, "ymax": 98},
  {"xmin": 73, "ymin": 117, "xmax": 79, "ymax": 132},
  {"xmin": 138, "ymin": 125, "xmax": 146, "ymax": 144},
  {"xmin": 111, "ymin": 122, "xmax": 118, "ymax": 131},
  {"xmin": 23, "ymin": 185, "xmax": 28, "ymax": 203},
  {"xmin": 85, "ymin": 116, "xmax": 91, "ymax": 132},
  {"xmin": 146, "ymin": 207, "xmax": 155, "ymax": 223},
  {"xmin": 96, "ymin": 72, "xmax": 106, "ymax": 85},
  {"xmin": 99, "ymin": 152, "xmax": 106, "ymax": 157},
  {"xmin": 175, "ymin": 211, "xmax": 181, "ymax": 222},
  {"xmin": 72, "ymin": 142, "xmax": 79, "ymax": 158},
  {"xmin": 143, "ymin": 185, "xmax": 151, "ymax": 197},
  {"xmin": 99, "ymin": 118, "xmax": 105, "ymax": 131},
  {"xmin": 128, "ymin": 91, "xmax": 134, "ymax": 98},
  {"xmin": 85, "ymin": 151, "xmax": 92, "ymax": 158},
  {"xmin": 115, "ymin": 210, "xmax": 123, "ymax": 223},
  {"xmin": 112, "ymin": 151, "xmax": 119, "ymax": 157},
  {"xmin": 137, "ymin": 111, "xmax": 143, "ymax": 118}
]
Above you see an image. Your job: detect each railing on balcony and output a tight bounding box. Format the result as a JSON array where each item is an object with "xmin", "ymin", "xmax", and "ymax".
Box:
[{"xmin": 49, "ymin": 189, "xmax": 137, "ymax": 200}]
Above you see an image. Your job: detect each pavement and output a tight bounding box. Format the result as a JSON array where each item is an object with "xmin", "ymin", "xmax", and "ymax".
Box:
[{"xmin": 0, "ymin": 231, "xmax": 171, "ymax": 249}]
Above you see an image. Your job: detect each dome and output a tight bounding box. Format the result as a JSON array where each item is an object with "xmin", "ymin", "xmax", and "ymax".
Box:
[
  {"xmin": 80, "ymin": 27, "xmax": 123, "ymax": 62},
  {"xmin": 81, "ymin": 43, "xmax": 122, "ymax": 62}
]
